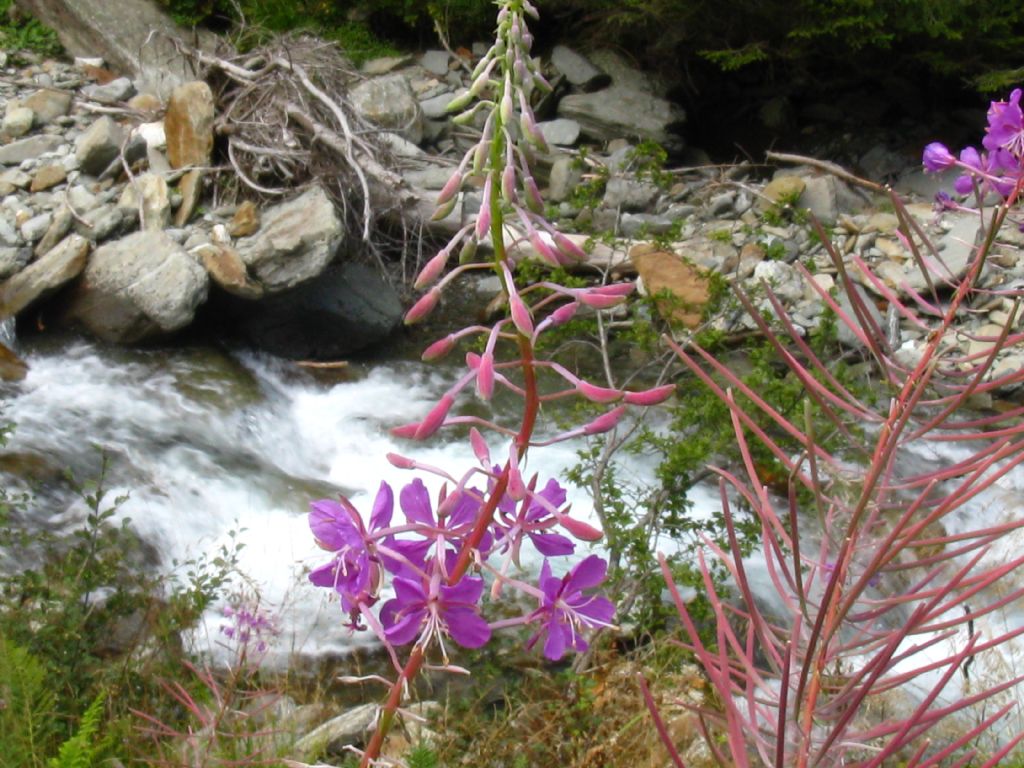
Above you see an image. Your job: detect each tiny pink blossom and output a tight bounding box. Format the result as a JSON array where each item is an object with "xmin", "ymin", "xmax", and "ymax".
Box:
[
  {"xmin": 421, "ymin": 334, "xmax": 457, "ymax": 362},
  {"xmin": 576, "ymin": 380, "xmax": 624, "ymax": 404},
  {"xmin": 475, "ymin": 174, "xmax": 493, "ymax": 240},
  {"xmin": 436, "ymin": 171, "xmax": 463, "ymax": 206},
  {"xmin": 624, "ymin": 384, "xmax": 676, "ymax": 406},
  {"xmin": 475, "ymin": 351, "xmax": 495, "ymax": 401},
  {"xmin": 414, "ymin": 247, "xmax": 451, "ymax": 290},
  {"xmin": 553, "ymin": 233, "xmax": 587, "ymax": 262},
  {"xmin": 529, "ymin": 231, "xmax": 561, "ymax": 266},
  {"xmin": 414, "ymin": 393, "xmax": 455, "ymax": 440},
  {"xmin": 390, "ymin": 423, "xmax": 419, "ymax": 439},
  {"xmin": 470, "ymin": 428, "xmax": 491, "ymax": 466},
  {"xmin": 524, "ymin": 177, "xmax": 544, "ymax": 214},
  {"xmin": 404, "ymin": 287, "xmax": 441, "ymax": 325},
  {"xmin": 582, "ymin": 405, "xmax": 627, "ymax": 436},
  {"xmin": 556, "ymin": 513, "xmax": 603, "ymax": 541},
  {"xmin": 502, "ymin": 164, "xmax": 518, "ymax": 204},
  {"xmin": 386, "ymin": 452, "xmax": 416, "ymax": 469}
]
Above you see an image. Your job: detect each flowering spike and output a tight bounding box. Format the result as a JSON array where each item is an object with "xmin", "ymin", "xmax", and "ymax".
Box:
[
  {"xmin": 623, "ymin": 383, "xmax": 676, "ymax": 406},
  {"xmin": 582, "ymin": 405, "xmax": 627, "ymax": 435}
]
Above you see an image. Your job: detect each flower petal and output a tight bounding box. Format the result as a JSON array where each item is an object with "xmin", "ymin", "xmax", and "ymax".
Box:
[
  {"xmin": 566, "ymin": 555, "xmax": 609, "ymax": 592},
  {"xmin": 370, "ymin": 482, "xmax": 394, "ymax": 530},
  {"xmin": 445, "ymin": 607, "xmax": 492, "ymax": 648},
  {"xmin": 400, "ymin": 478, "xmax": 435, "ymax": 526}
]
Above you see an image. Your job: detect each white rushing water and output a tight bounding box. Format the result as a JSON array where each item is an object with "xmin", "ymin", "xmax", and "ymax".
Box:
[{"xmin": 0, "ymin": 334, "xmax": 698, "ymax": 666}]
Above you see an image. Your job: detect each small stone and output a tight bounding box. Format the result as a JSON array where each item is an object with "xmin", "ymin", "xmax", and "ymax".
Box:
[
  {"xmin": 0, "ymin": 246, "xmax": 30, "ymax": 279},
  {"xmin": 547, "ymin": 155, "xmax": 582, "ymax": 204},
  {"xmin": 865, "ymin": 212, "xmax": 900, "ymax": 233},
  {"xmin": 0, "ymin": 233, "xmax": 90, "ymax": 316},
  {"xmin": 34, "ymin": 205, "xmax": 73, "ymax": 257},
  {"xmin": 631, "ymin": 243, "xmax": 709, "ymax": 329},
  {"xmin": 127, "ymin": 92, "xmax": 163, "ymax": 113},
  {"xmin": 75, "ymin": 116, "xmax": 124, "ymax": 176},
  {"xmin": 603, "ymin": 177, "xmax": 660, "ymax": 211},
  {"xmin": 419, "ymin": 91, "xmax": 454, "ymax": 119},
  {"xmin": 195, "ymin": 242, "xmax": 263, "ymax": 299},
  {"xmin": 29, "ymin": 163, "xmax": 67, "ymax": 192},
  {"xmin": 3, "ymin": 106, "xmax": 35, "ymax": 137},
  {"xmin": 350, "ymin": 74, "xmax": 424, "ymax": 145},
  {"xmin": 361, "ymin": 55, "xmax": 413, "ymax": 76},
  {"xmin": 0, "ymin": 169, "xmax": 31, "ymax": 191},
  {"xmin": 23, "ymin": 90, "xmax": 72, "ymax": 124},
  {"xmin": 118, "ymin": 173, "xmax": 171, "ymax": 231},
  {"xmin": 967, "ymin": 323, "xmax": 1006, "ymax": 359},
  {"xmin": 761, "ymin": 176, "xmax": 806, "ymax": 207},
  {"xmin": 228, "ymin": 200, "xmax": 259, "ymax": 237},
  {"xmin": 136, "ymin": 121, "xmax": 166, "ymax": 150},
  {"xmin": 82, "ymin": 77, "xmax": 135, "ymax": 102},
  {"xmin": 538, "ymin": 118, "xmax": 580, "ymax": 147},
  {"xmin": 708, "ymin": 191, "xmax": 735, "ymax": 216},
  {"xmin": 75, "ymin": 204, "xmax": 124, "ymax": 241},
  {"xmin": 175, "ymin": 169, "xmax": 203, "ymax": 227},
  {"xmin": 21, "ymin": 212, "xmax": 53, "ymax": 242},
  {"xmin": 420, "ymin": 50, "xmax": 451, "ymax": 76},
  {"xmin": 0, "ymin": 134, "xmax": 64, "ymax": 165}
]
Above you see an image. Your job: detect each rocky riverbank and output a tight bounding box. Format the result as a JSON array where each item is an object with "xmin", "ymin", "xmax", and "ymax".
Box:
[{"xmin": 1, "ymin": 32, "xmax": 1022, "ymax": 394}]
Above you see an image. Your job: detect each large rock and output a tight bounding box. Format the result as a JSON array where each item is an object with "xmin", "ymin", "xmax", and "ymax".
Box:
[
  {"xmin": 349, "ymin": 74, "xmax": 424, "ymax": 145},
  {"xmin": 557, "ymin": 51, "xmax": 684, "ymax": 147},
  {"xmin": 75, "ymin": 116, "xmax": 124, "ymax": 176},
  {"xmin": 14, "ymin": 0, "xmax": 226, "ymax": 99},
  {"xmin": 550, "ymin": 45, "xmax": 611, "ymax": 92},
  {"xmin": 0, "ymin": 134, "xmax": 64, "ymax": 165},
  {"xmin": 164, "ymin": 81, "xmax": 215, "ymax": 169},
  {"xmin": 0, "ymin": 234, "xmax": 90, "ymax": 317},
  {"xmin": 235, "ymin": 186, "xmax": 344, "ymax": 293},
  {"xmin": 221, "ymin": 261, "xmax": 402, "ymax": 360},
  {"xmin": 62, "ymin": 230, "xmax": 208, "ymax": 343}
]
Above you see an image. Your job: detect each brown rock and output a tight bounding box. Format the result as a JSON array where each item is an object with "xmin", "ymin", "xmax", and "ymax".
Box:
[
  {"xmin": 0, "ymin": 341, "xmax": 27, "ymax": 382},
  {"xmin": 164, "ymin": 80, "xmax": 215, "ymax": 169},
  {"xmin": 29, "ymin": 163, "xmax": 68, "ymax": 192},
  {"xmin": 174, "ymin": 168, "xmax": 203, "ymax": 227},
  {"xmin": 196, "ymin": 243, "xmax": 263, "ymax": 299},
  {"xmin": 228, "ymin": 200, "xmax": 259, "ymax": 238},
  {"xmin": 0, "ymin": 233, "xmax": 90, "ymax": 317},
  {"xmin": 23, "ymin": 89, "xmax": 72, "ymax": 124},
  {"xmin": 128, "ymin": 92, "xmax": 163, "ymax": 113},
  {"xmin": 630, "ymin": 243, "xmax": 710, "ymax": 329}
]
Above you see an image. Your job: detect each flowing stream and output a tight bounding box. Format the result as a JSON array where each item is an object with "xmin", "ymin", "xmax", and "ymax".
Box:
[{"xmin": 0, "ymin": 322, "xmax": 705, "ymax": 666}]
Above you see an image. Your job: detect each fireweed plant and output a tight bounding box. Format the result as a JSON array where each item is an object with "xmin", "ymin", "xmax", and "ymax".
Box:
[
  {"xmin": 645, "ymin": 91, "xmax": 1024, "ymax": 765},
  {"xmin": 305, "ymin": 2, "xmax": 673, "ymax": 764}
]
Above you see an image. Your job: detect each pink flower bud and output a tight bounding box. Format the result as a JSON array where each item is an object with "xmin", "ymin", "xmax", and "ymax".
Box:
[
  {"xmin": 522, "ymin": 0, "xmax": 540, "ymax": 20},
  {"xmin": 391, "ymin": 423, "xmax": 419, "ymax": 439},
  {"xmin": 414, "ymin": 247, "xmax": 451, "ymax": 290},
  {"xmin": 500, "ymin": 84, "xmax": 514, "ymax": 126},
  {"xmin": 557, "ymin": 513, "xmax": 603, "ymax": 541},
  {"xmin": 507, "ymin": 461, "xmax": 526, "ymax": 501},
  {"xmin": 469, "ymin": 428, "xmax": 490, "ymax": 466},
  {"xmin": 414, "ymin": 393, "xmax": 455, "ymax": 440},
  {"xmin": 404, "ymin": 287, "xmax": 441, "ymax": 325},
  {"xmin": 469, "ymin": 58, "xmax": 497, "ymax": 96},
  {"xmin": 509, "ymin": 290, "xmax": 534, "ymax": 336},
  {"xmin": 430, "ymin": 196, "xmax": 457, "ymax": 222},
  {"xmin": 554, "ymin": 233, "xmax": 587, "ymax": 262},
  {"xmin": 591, "ymin": 283, "xmax": 636, "ymax": 297},
  {"xmin": 501, "ymin": 164, "xmax": 518, "ymax": 204},
  {"xmin": 476, "ymin": 351, "xmax": 495, "ymax": 401},
  {"xmin": 459, "ymin": 236, "xmax": 478, "ymax": 264},
  {"xmin": 578, "ymin": 291, "xmax": 627, "ymax": 309},
  {"xmin": 475, "ymin": 174, "xmax": 493, "ymax": 240},
  {"xmin": 582, "ymin": 405, "xmax": 627, "ymax": 436},
  {"xmin": 436, "ymin": 171, "xmax": 463, "ymax": 206},
  {"xmin": 524, "ymin": 177, "xmax": 544, "ymax": 214},
  {"xmin": 386, "ymin": 452, "xmax": 416, "ymax": 469},
  {"xmin": 445, "ymin": 90, "xmax": 474, "ymax": 113},
  {"xmin": 529, "ymin": 231, "xmax": 560, "ymax": 266},
  {"xmin": 549, "ymin": 302, "xmax": 578, "ymax": 327},
  {"xmin": 421, "ymin": 334, "xmax": 457, "ymax": 362},
  {"xmin": 624, "ymin": 384, "xmax": 676, "ymax": 406},
  {"xmin": 576, "ymin": 380, "xmax": 624, "ymax": 404},
  {"xmin": 473, "ymin": 138, "xmax": 490, "ymax": 174}
]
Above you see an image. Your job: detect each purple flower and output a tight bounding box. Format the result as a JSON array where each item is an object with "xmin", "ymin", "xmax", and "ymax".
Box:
[
  {"xmin": 494, "ymin": 477, "xmax": 575, "ymax": 560},
  {"xmin": 983, "ymin": 88, "xmax": 1024, "ymax": 159},
  {"xmin": 308, "ymin": 483, "xmax": 393, "ymax": 618},
  {"xmin": 379, "ymin": 573, "xmax": 491, "ymax": 649},
  {"xmin": 527, "ymin": 555, "xmax": 615, "ymax": 660},
  {"xmin": 922, "ymin": 142, "xmax": 956, "ymax": 172}
]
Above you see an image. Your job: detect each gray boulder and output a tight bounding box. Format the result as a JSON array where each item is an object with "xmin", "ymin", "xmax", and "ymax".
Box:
[
  {"xmin": 221, "ymin": 261, "xmax": 402, "ymax": 360},
  {"xmin": 235, "ymin": 186, "xmax": 344, "ymax": 293},
  {"xmin": 550, "ymin": 45, "xmax": 611, "ymax": 92},
  {"xmin": 0, "ymin": 234, "xmax": 90, "ymax": 317},
  {"xmin": 62, "ymin": 230, "xmax": 208, "ymax": 343},
  {"xmin": 15, "ymin": 0, "xmax": 227, "ymax": 99},
  {"xmin": 350, "ymin": 74, "xmax": 424, "ymax": 145}
]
